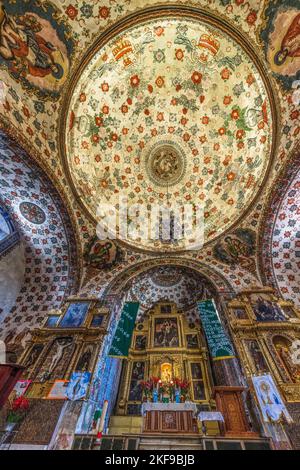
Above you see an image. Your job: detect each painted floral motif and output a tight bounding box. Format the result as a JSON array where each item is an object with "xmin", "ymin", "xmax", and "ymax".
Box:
[{"xmin": 67, "ymin": 17, "xmax": 273, "ymax": 251}]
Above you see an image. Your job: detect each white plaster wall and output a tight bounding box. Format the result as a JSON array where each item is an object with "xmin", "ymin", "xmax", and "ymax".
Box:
[{"xmin": 0, "ymin": 243, "xmax": 25, "ymax": 323}]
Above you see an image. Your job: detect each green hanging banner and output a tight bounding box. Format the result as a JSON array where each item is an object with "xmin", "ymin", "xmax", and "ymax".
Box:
[
  {"xmin": 108, "ymin": 302, "xmax": 139, "ymax": 358},
  {"xmin": 197, "ymin": 299, "xmax": 235, "ymax": 361}
]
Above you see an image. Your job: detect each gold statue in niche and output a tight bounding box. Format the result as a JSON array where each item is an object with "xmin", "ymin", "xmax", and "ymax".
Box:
[
  {"xmin": 161, "ymin": 363, "xmax": 172, "ymax": 383},
  {"xmin": 273, "ymin": 336, "xmax": 300, "ymax": 383}
]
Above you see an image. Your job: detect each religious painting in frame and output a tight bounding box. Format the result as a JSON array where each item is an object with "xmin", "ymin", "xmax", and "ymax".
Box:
[
  {"xmin": 232, "ymin": 307, "xmax": 249, "ymax": 321},
  {"xmin": 13, "ymin": 379, "xmax": 32, "ymax": 397},
  {"xmin": 250, "ymin": 293, "xmax": 286, "ymax": 322},
  {"xmin": 135, "ymin": 334, "xmax": 147, "ymax": 351},
  {"xmin": 90, "ymin": 314, "xmax": 104, "ymax": 327},
  {"xmin": 45, "ymin": 315, "xmax": 60, "ymax": 327},
  {"xmin": 193, "ymin": 381, "xmax": 206, "ymax": 401},
  {"xmin": 47, "ymin": 380, "xmax": 69, "ymax": 399},
  {"xmin": 154, "ymin": 317, "xmax": 179, "ymax": 348},
  {"xmin": 186, "ymin": 334, "xmax": 199, "ymax": 349},
  {"xmin": 244, "ymin": 339, "xmax": 270, "ymax": 374},
  {"xmin": 59, "ymin": 302, "xmax": 90, "ymax": 328},
  {"xmin": 131, "ymin": 362, "xmax": 145, "ymax": 381},
  {"xmin": 191, "ymin": 363, "xmax": 203, "ymax": 380},
  {"xmin": 128, "ymin": 380, "xmax": 142, "ymax": 402}
]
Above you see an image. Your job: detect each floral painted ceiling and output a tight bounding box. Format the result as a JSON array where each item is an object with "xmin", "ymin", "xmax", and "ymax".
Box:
[
  {"xmin": 0, "ymin": 0, "xmax": 299, "ymax": 349},
  {"xmin": 65, "ymin": 15, "xmax": 274, "ymax": 251}
]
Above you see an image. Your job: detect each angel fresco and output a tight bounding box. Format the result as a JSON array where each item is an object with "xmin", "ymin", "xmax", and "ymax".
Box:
[
  {"xmin": 0, "ymin": 3, "xmax": 72, "ymax": 98},
  {"xmin": 261, "ymin": 2, "xmax": 300, "ymax": 88}
]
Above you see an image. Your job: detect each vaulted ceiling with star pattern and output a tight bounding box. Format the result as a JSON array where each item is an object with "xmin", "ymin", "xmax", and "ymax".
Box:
[{"xmin": 0, "ymin": 0, "xmax": 299, "ymax": 348}]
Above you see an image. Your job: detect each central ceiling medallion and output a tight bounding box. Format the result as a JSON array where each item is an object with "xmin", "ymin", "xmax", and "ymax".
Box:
[
  {"xmin": 63, "ymin": 9, "xmax": 275, "ymax": 253},
  {"xmin": 146, "ymin": 141, "xmax": 186, "ymax": 188}
]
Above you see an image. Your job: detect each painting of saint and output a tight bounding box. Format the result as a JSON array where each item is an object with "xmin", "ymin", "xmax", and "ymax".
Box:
[
  {"xmin": 128, "ymin": 381, "xmax": 142, "ymax": 401},
  {"xmin": 90, "ymin": 314, "xmax": 104, "ymax": 327},
  {"xmin": 251, "ymin": 294, "xmax": 286, "ymax": 322},
  {"xmin": 193, "ymin": 381, "xmax": 205, "ymax": 401},
  {"xmin": 23, "ymin": 343, "xmax": 44, "ymax": 370},
  {"xmin": 186, "ymin": 334, "xmax": 199, "ymax": 349},
  {"xmin": 60, "ymin": 302, "xmax": 90, "ymax": 328},
  {"xmin": 135, "ymin": 335, "xmax": 146, "ymax": 351},
  {"xmin": 213, "ymin": 229, "xmax": 256, "ymax": 272},
  {"xmin": 84, "ymin": 237, "xmax": 121, "ymax": 270},
  {"xmin": 131, "ymin": 361, "xmax": 145, "ymax": 381},
  {"xmin": 233, "ymin": 308, "xmax": 248, "ymax": 320},
  {"xmin": 191, "ymin": 363, "xmax": 203, "ymax": 379},
  {"xmin": 76, "ymin": 344, "xmax": 94, "ymax": 372},
  {"xmin": 273, "ymin": 336, "xmax": 300, "ymax": 383},
  {"xmin": 244, "ymin": 340, "xmax": 269, "ymax": 374},
  {"xmin": 45, "ymin": 315, "xmax": 60, "ymax": 327},
  {"xmin": 0, "ymin": 3, "xmax": 72, "ymax": 98},
  {"xmin": 154, "ymin": 318, "xmax": 179, "ymax": 348},
  {"xmin": 261, "ymin": 3, "xmax": 300, "ymax": 88}
]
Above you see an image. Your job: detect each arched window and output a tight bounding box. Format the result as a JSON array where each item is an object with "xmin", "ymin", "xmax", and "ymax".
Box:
[{"xmin": 0, "ymin": 205, "xmax": 19, "ymax": 256}]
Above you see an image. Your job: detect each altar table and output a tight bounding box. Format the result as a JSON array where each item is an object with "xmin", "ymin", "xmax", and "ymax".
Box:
[{"xmin": 142, "ymin": 402, "xmax": 198, "ymax": 434}]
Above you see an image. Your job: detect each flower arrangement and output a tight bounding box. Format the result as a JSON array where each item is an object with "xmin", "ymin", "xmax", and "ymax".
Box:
[
  {"xmin": 140, "ymin": 376, "xmax": 190, "ymax": 402},
  {"xmin": 6, "ymin": 396, "xmax": 30, "ymax": 424}
]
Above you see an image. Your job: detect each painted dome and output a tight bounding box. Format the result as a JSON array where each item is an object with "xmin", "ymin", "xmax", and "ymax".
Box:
[{"xmin": 65, "ymin": 15, "xmax": 274, "ymax": 252}]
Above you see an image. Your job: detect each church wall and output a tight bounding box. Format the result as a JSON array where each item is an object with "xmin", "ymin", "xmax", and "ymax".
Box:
[{"xmin": 0, "ymin": 242, "xmax": 25, "ymax": 323}]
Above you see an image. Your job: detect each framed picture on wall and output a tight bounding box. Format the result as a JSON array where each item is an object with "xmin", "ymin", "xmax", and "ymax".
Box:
[
  {"xmin": 90, "ymin": 314, "xmax": 104, "ymax": 327},
  {"xmin": 45, "ymin": 315, "xmax": 60, "ymax": 327},
  {"xmin": 186, "ymin": 334, "xmax": 199, "ymax": 349},
  {"xmin": 59, "ymin": 302, "xmax": 90, "ymax": 328},
  {"xmin": 232, "ymin": 308, "xmax": 249, "ymax": 320},
  {"xmin": 135, "ymin": 335, "xmax": 147, "ymax": 351},
  {"xmin": 47, "ymin": 380, "xmax": 69, "ymax": 399},
  {"xmin": 154, "ymin": 317, "xmax": 179, "ymax": 348}
]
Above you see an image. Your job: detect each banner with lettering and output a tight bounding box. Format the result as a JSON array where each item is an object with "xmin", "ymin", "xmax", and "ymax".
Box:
[
  {"xmin": 108, "ymin": 302, "xmax": 139, "ymax": 358},
  {"xmin": 197, "ymin": 299, "xmax": 235, "ymax": 360}
]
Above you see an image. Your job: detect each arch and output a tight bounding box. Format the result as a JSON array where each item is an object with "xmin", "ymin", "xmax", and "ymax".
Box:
[
  {"xmin": 259, "ymin": 146, "xmax": 300, "ymax": 306},
  {"xmin": 0, "ymin": 131, "xmax": 80, "ymax": 350}
]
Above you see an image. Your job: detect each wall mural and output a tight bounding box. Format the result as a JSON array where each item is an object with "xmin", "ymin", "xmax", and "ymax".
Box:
[
  {"xmin": 260, "ymin": 0, "xmax": 300, "ymax": 89},
  {"xmin": 213, "ymin": 228, "xmax": 256, "ymax": 272},
  {"xmin": 0, "ymin": 0, "xmax": 74, "ymax": 99},
  {"xmin": 84, "ymin": 236, "xmax": 123, "ymax": 270}
]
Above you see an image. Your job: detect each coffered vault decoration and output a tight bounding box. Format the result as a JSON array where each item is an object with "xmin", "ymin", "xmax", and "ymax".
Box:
[{"xmin": 64, "ymin": 14, "xmax": 275, "ymax": 252}]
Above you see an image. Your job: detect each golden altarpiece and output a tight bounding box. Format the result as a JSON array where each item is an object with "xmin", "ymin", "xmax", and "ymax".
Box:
[
  {"xmin": 110, "ymin": 302, "xmax": 216, "ymax": 436},
  {"xmin": 226, "ymin": 287, "xmax": 300, "ymax": 404},
  {"xmin": 16, "ymin": 298, "xmax": 109, "ymax": 399}
]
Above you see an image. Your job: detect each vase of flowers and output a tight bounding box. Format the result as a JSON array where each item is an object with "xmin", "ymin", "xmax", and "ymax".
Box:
[{"xmin": 6, "ymin": 396, "xmax": 30, "ymax": 429}]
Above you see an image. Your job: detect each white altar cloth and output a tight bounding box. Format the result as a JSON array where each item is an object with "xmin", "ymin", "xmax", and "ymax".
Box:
[
  {"xmin": 198, "ymin": 411, "xmax": 224, "ymax": 422},
  {"xmin": 141, "ymin": 402, "xmax": 198, "ymax": 416}
]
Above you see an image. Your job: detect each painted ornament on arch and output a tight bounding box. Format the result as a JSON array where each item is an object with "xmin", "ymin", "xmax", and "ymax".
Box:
[
  {"xmin": 0, "ymin": 1, "xmax": 73, "ymax": 99},
  {"xmin": 19, "ymin": 201, "xmax": 46, "ymax": 224}
]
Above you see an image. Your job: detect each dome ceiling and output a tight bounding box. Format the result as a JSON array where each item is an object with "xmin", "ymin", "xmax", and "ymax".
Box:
[{"xmin": 65, "ymin": 14, "xmax": 275, "ymax": 252}]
